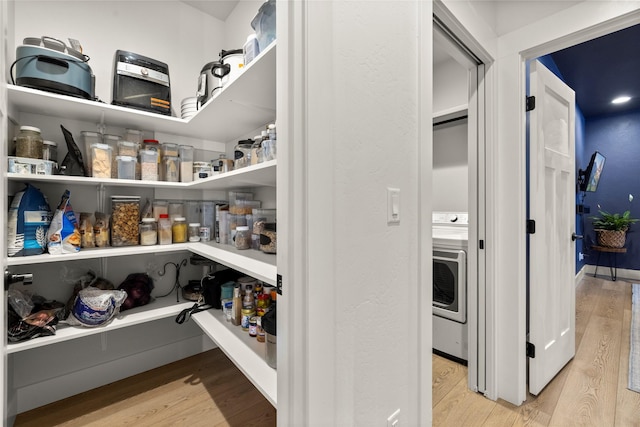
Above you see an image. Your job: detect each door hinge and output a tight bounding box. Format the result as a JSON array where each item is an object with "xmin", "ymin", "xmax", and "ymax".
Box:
[
  {"xmin": 526, "ymin": 342, "xmax": 536, "ymax": 358},
  {"xmin": 276, "ymin": 274, "xmax": 283, "ymax": 295},
  {"xmin": 526, "ymin": 96, "xmax": 536, "ymax": 111},
  {"xmin": 527, "ymin": 219, "xmax": 536, "ymax": 234},
  {"xmin": 479, "ymin": 239, "xmax": 485, "ymax": 250}
]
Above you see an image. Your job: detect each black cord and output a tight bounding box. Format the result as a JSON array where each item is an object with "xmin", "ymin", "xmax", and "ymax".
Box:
[{"xmin": 157, "ymin": 259, "xmax": 188, "ymax": 302}]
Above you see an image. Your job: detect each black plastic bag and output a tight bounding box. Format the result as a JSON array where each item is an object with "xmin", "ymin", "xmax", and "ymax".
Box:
[{"xmin": 58, "ymin": 125, "xmax": 88, "ymax": 176}]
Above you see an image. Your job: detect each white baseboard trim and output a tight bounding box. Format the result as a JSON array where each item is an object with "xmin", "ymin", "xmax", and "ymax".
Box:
[{"xmin": 16, "ymin": 334, "xmax": 215, "ymax": 414}]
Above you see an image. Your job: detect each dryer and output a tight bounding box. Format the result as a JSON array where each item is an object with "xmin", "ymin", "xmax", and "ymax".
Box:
[{"xmin": 432, "ymin": 212, "xmax": 468, "ymax": 362}]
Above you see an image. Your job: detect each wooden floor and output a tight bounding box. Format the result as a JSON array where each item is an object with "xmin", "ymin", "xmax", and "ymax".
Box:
[
  {"xmin": 16, "ymin": 275, "xmax": 640, "ymax": 426},
  {"xmin": 433, "ymin": 275, "xmax": 640, "ymax": 426}
]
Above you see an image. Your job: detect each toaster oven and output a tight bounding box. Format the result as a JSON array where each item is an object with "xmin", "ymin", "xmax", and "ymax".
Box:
[{"xmin": 112, "ymin": 50, "xmax": 171, "ymax": 116}]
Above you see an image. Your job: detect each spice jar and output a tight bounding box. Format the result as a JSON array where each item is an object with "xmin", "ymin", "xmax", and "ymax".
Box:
[
  {"xmin": 172, "ymin": 217, "xmax": 187, "ymax": 243},
  {"xmin": 140, "ymin": 218, "xmax": 157, "ymax": 246},
  {"xmin": 235, "ymin": 225, "xmax": 251, "ymax": 250},
  {"xmin": 249, "ymin": 317, "xmax": 258, "ymax": 337},
  {"xmin": 42, "ymin": 140, "xmax": 58, "ymax": 162},
  {"xmin": 16, "ymin": 126, "xmax": 44, "ymax": 159},
  {"xmin": 188, "ymin": 223, "xmax": 201, "ymax": 242},
  {"xmin": 158, "ymin": 213, "xmax": 172, "ymax": 245}
]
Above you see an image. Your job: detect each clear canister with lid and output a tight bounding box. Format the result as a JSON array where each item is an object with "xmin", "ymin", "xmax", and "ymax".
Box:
[
  {"xmin": 103, "ymin": 134, "xmax": 122, "ymax": 178},
  {"xmin": 162, "ymin": 156, "xmax": 180, "ymax": 182},
  {"xmin": 42, "ymin": 140, "xmax": 58, "ymax": 163},
  {"xmin": 234, "ymin": 139, "xmax": 253, "ymax": 169},
  {"xmin": 217, "ymin": 154, "xmax": 234, "ymax": 173},
  {"xmin": 161, "ymin": 142, "xmax": 179, "ymax": 159},
  {"xmin": 116, "ymin": 155, "xmax": 137, "ymax": 180},
  {"xmin": 179, "ymin": 145, "xmax": 194, "ymax": 183},
  {"xmin": 124, "ymin": 128, "xmax": 143, "ymax": 144},
  {"xmin": 259, "ymin": 222, "xmax": 277, "ymax": 253},
  {"xmin": 16, "ymin": 126, "xmax": 44, "ymax": 159},
  {"xmin": 81, "ymin": 131, "xmax": 102, "ymax": 175},
  {"xmin": 188, "ymin": 223, "xmax": 201, "ymax": 242},
  {"xmin": 139, "ymin": 149, "xmax": 159, "ymax": 181},
  {"xmin": 193, "ymin": 161, "xmax": 212, "ymax": 180},
  {"xmin": 140, "ymin": 218, "xmax": 157, "ymax": 246},
  {"xmin": 158, "ymin": 214, "xmax": 172, "ymax": 244},
  {"xmin": 172, "ymin": 217, "xmax": 188, "ymax": 243}
]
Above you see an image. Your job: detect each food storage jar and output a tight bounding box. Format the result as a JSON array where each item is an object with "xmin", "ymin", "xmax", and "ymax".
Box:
[
  {"xmin": 172, "ymin": 217, "xmax": 187, "ymax": 243},
  {"xmin": 90, "ymin": 143, "xmax": 113, "ymax": 179},
  {"xmin": 252, "ymin": 208, "xmax": 276, "ymax": 235},
  {"xmin": 42, "ymin": 140, "xmax": 58, "ymax": 162},
  {"xmin": 235, "ymin": 225, "xmax": 251, "ymax": 249},
  {"xmin": 111, "ymin": 195, "xmax": 140, "ymax": 246},
  {"xmin": 139, "ymin": 149, "xmax": 159, "ymax": 181},
  {"xmin": 217, "ymin": 154, "xmax": 234, "ymax": 173},
  {"xmin": 143, "ymin": 139, "xmax": 160, "ymax": 159},
  {"xmin": 193, "ymin": 161, "xmax": 212, "ymax": 180},
  {"xmin": 179, "ymin": 145, "xmax": 194, "ymax": 182},
  {"xmin": 160, "ymin": 142, "xmax": 179, "ymax": 158},
  {"xmin": 81, "ymin": 131, "xmax": 102, "ymax": 175},
  {"xmin": 250, "ymin": 136, "xmax": 263, "ymax": 165},
  {"xmin": 260, "ymin": 222, "xmax": 277, "ymax": 253},
  {"xmin": 234, "ymin": 140, "xmax": 253, "ymax": 169},
  {"xmin": 117, "ymin": 140, "xmax": 139, "ymax": 157},
  {"xmin": 158, "ymin": 214, "xmax": 172, "ymax": 244},
  {"xmin": 162, "ymin": 155, "xmax": 179, "ymax": 182},
  {"xmin": 16, "ymin": 126, "xmax": 43, "ymax": 159},
  {"xmin": 140, "ymin": 218, "xmax": 157, "ymax": 246},
  {"xmin": 124, "ymin": 128, "xmax": 143, "ymax": 144},
  {"xmin": 188, "ymin": 223, "xmax": 201, "ymax": 242},
  {"xmin": 243, "ymin": 33, "xmax": 260, "ymax": 66},
  {"xmin": 152, "ymin": 200, "xmax": 168, "ymax": 221},
  {"xmin": 169, "ymin": 202, "xmax": 184, "ymax": 222},
  {"xmin": 103, "ymin": 134, "xmax": 121, "ymax": 178},
  {"xmin": 116, "ymin": 155, "xmax": 137, "ymax": 179}
]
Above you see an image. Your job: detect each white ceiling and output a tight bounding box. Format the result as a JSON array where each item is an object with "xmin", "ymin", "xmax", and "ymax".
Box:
[{"xmin": 181, "ymin": 0, "xmax": 240, "ymax": 21}]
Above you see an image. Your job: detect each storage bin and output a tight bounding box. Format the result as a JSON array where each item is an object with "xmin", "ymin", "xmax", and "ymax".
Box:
[
  {"xmin": 90, "ymin": 143, "xmax": 113, "ymax": 179},
  {"xmin": 179, "ymin": 145, "xmax": 194, "ymax": 182},
  {"xmin": 116, "ymin": 155, "xmax": 137, "ymax": 179},
  {"xmin": 111, "ymin": 196, "xmax": 140, "ymax": 246},
  {"xmin": 103, "ymin": 134, "xmax": 121, "ymax": 178},
  {"xmin": 81, "ymin": 131, "xmax": 102, "ymax": 175}
]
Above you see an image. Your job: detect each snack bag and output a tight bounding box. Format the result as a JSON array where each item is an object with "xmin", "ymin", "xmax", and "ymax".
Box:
[
  {"xmin": 7, "ymin": 184, "xmax": 52, "ymax": 256},
  {"xmin": 47, "ymin": 190, "xmax": 81, "ymax": 254}
]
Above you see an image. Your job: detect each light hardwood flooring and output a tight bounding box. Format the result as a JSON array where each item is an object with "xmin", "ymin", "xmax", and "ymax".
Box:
[
  {"xmin": 16, "ymin": 275, "xmax": 640, "ymax": 426},
  {"xmin": 433, "ymin": 275, "xmax": 640, "ymax": 426}
]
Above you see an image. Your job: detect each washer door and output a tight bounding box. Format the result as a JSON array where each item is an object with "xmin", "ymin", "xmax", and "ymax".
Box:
[{"xmin": 433, "ymin": 249, "xmax": 466, "ymax": 323}]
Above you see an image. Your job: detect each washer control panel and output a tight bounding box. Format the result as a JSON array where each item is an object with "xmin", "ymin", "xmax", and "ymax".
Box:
[{"xmin": 432, "ymin": 212, "xmax": 469, "ymax": 225}]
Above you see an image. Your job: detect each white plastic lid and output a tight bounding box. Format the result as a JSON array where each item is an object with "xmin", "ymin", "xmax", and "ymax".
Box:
[
  {"xmin": 246, "ymin": 33, "xmax": 257, "ymax": 41},
  {"xmin": 116, "ymin": 155, "xmax": 136, "ymax": 161},
  {"xmin": 189, "ymin": 223, "xmax": 201, "ymax": 227},
  {"xmin": 174, "ymin": 217, "xmax": 186, "ymax": 221},
  {"xmin": 20, "ymin": 125, "xmax": 41, "ymax": 133},
  {"xmin": 43, "ymin": 140, "xmax": 57, "ymax": 146},
  {"xmin": 142, "ymin": 217, "xmax": 156, "ymax": 223},
  {"xmin": 236, "ymin": 226, "xmax": 250, "ymax": 231}
]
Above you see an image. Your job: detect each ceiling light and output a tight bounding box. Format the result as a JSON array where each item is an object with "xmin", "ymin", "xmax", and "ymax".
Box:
[{"xmin": 612, "ymin": 96, "xmax": 631, "ymax": 104}]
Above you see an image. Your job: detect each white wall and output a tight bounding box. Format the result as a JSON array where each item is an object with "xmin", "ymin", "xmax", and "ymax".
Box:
[
  {"xmin": 433, "ymin": 119, "xmax": 468, "ymax": 212},
  {"xmin": 433, "ymin": 58, "xmax": 468, "ymax": 113},
  {"xmin": 286, "ymin": 1, "xmax": 428, "ymax": 424}
]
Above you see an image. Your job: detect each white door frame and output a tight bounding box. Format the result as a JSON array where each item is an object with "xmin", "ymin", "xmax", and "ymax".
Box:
[{"xmin": 493, "ymin": 4, "xmax": 640, "ymax": 405}]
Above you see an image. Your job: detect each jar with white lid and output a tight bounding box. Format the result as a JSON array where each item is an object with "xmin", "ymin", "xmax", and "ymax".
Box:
[
  {"xmin": 140, "ymin": 218, "xmax": 157, "ymax": 246},
  {"xmin": 16, "ymin": 126, "xmax": 43, "ymax": 159},
  {"xmin": 188, "ymin": 223, "xmax": 201, "ymax": 242},
  {"xmin": 42, "ymin": 140, "xmax": 58, "ymax": 162},
  {"xmin": 235, "ymin": 225, "xmax": 251, "ymax": 250}
]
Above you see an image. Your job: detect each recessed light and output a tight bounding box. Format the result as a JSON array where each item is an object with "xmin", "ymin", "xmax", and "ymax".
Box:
[{"xmin": 612, "ymin": 96, "xmax": 631, "ymax": 104}]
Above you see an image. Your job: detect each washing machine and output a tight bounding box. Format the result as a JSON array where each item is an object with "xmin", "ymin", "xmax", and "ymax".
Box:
[{"xmin": 432, "ymin": 211, "xmax": 468, "ymax": 362}]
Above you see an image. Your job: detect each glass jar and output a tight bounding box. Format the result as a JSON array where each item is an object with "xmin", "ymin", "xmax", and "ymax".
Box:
[
  {"xmin": 241, "ymin": 308, "xmax": 256, "ymax": 330},
  {"xmin": 42, "ymin": 140, "xmax": 58, "ymax": 162},
  {"xmin": 235, "ymin": 225, "xmax": 251, "ymax": 250},
  {"xmin": 217, "ymin": 154, "xmax": 234, "ymax": 173},
  {"xmin": 260, "ymin": 222, "xmax": 277, "ymax": 254},
  {"xmin": 249, "ymin": 317, "xmax": 258, "ymax": 337},
  {"xmin": 140, "ymin": 218, "xmax": 157, "ymax": 246},
  {"xmin": 193, "ymin": 161, "xmax": 212, "ymax": 180},
  {"xmin": 250, "ymin": 136, "xmax": 263, "ymax": 165},
  {"xmin": 172, "ymin": 217, "xmax": 187, "ymax": 243},
  {"xmin": 188, "ymin": 222, "xmax": 201, "ymax": 242},
  {"xmin": 234, "ymin": 140, "xmax": 253, "ymax": 169},
  {"xmin": 158, "ymin": 214, "xmax": 172, "ymax": 245},
  {"xmin": 16, "ymin": 126, "xmax": 43, "ymax": 159}
]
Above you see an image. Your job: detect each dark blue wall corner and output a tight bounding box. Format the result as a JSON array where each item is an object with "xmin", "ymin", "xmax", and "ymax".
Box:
[
  {"xmin": 575, "ymin": 108, "xmax": 587, "ymax": 272},
  {"xmin": 582, "ymin": 109, "xmax": 640, "ymax": 271}
]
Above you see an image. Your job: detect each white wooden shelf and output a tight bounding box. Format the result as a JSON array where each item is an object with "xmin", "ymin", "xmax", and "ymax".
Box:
[
  {"xmin": 6, "ymin": 159, "xmax": 276, "ymax": 190},
  {"xmin": 189, "ymin": 241, "xmax": 277, "ymax": 286},
  {"xmin": 433, "ymin": 104, "xmax": 468, "ymax": 123},
  {"xmin": 192, "ymin": 309, "xmax": 277, "ymax": 407},
  {"xmin": 7, "ymin": 298, "xmax": 195, "ymax": 354},
  {"xmin": 7, "ymin": 43, "xmax": 276, "ymax": 143}
]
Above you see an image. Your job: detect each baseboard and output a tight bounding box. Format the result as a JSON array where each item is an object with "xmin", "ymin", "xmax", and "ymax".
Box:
[
  {"xmin": 582, "ymin": 264, "xmax": 640, "ymax": 282},
  {"xmin": 575, "ymin": 265, "xmax": 587, "ymax": 285}
]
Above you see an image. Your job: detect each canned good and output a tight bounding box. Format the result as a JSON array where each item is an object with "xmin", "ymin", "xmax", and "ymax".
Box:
[{"xmin": 241, "ymin": 308, "xmax": 255, "ymax": 330}]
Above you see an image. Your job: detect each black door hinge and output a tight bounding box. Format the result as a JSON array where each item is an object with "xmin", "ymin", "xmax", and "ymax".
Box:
[
  {"xmin": 479, "ymin": 240, "xmax": 484, "ymax": 250},
  {"xmin": 526, "ymin": 96, "xmax": 536, "ymax": 111},
  {"xmin": 276, "ymin": 274, "xmax": 283, "ymax": 295},
  {"xmin": 527, "ymin": 219, "xmax": 536, "ymax": 234},
  {"xmin": 527, "ymin": 342, "xmax": 536, "ymax": 358}
]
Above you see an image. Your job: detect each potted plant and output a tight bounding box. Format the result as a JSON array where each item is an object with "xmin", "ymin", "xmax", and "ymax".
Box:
[{"xmin": 591, "ymin": 194, "xmax": 638, "ymax": 248}]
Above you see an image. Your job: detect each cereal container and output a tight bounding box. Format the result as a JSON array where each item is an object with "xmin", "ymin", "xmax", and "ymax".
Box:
[{"xmin": 111, "ymin": 196, "xmax": 141, "ymax": 246}]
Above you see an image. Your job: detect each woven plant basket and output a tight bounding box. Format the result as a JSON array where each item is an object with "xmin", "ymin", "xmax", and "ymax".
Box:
[{"xmin": 596, "ymin": 229, "xmax": 627, "ymax": 248}]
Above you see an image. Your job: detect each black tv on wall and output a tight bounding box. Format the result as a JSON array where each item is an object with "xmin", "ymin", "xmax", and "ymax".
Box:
[{"xmin": 578, "ymin": 151, "xmax": 606, "ymax": 192}]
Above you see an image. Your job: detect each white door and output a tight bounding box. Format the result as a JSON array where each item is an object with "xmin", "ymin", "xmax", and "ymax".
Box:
[{"xmin": 528, "ymin": 60, "xmax": 576, "ymax": 395}]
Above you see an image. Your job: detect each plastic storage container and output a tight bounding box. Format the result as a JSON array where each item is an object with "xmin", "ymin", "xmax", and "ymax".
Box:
[
  {"xmin": 160, "ymin": 142, "xmax": 179, "ymax": 159},
  {"xmin": 81, "ymin": 131, "xmax": 102, "ymax": 175},
  {"xmin": 90, "ymin": 143, "xmax": 113, "ymax": 178},
  {"xmin": 158, "ymin": 214, "xmax": 172, "ymax": 244},
  {"xmin": 16, "ymin": 126, "xmax": 44, "ymax": 159},
  {"xmin": 42, "ymin": 140, "xmax": 57, "ymax": 162},
  {"xmin": 251, "ymin": 0, "xmax": 276, "ymax": 52},
  {"xmin": 153, "ymin": 200, "xmax": 168, "ymax": 221},
  {"xmin": 124, "ymin": 128, "xmax": 143, "ymax": 144},
  {"xmin": 103, "ymin": 134, "xmax": 121, "ymax": 178},
  {"xmin": 243, "ymin": 33, "xmax": 260, "ymax": 66},
  {"xmin": 193, "ymin": 161, "xmax": 212, "ymax": 180},
  {"xmin": 111, "ymin": 196, "xmax": 140, "ymax": 246},
  {"xmin": 188, "ymin": 223, "xmax": 201, "ymax": 242},
  {"xmin": 234, "ymin": 140, "xmax": 253, "ymax": 169},
  {"xmin": 260, "ymin": 222, "xmax": 277, "ymax": 253},
  {"xmin": 140, "ymin": 218, "xmax": 157, "ymax": 246},
  {"xmin": 235, "ymin": 225, "xmax": 251, "ymax": 250},
  {"xmin": 116, "ymin": 155, "xmax": 137, "ymax": 179},
  {"xmin": 162, "ymin": 156, "xmax": 180, "ymax": 182},
  {"xmin": 139, "ymin": 149, "xmax": 159, "ymax": 181},
  {"xmin": 217, "ymin": 154, "xmax": 234, "ymax": 173},
  {"xmin": 179, "ymin": 145, "xmax": 194, "ymax": 182}
]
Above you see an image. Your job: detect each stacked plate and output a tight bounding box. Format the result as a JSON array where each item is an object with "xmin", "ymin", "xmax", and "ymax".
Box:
[{"xmin": 181, "ymin": 97, "xmax": 198, "ymax": 119}]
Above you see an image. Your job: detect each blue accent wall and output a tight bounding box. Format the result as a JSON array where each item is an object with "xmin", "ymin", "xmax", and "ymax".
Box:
[{"xmin": 582, "ymin": 109, "xmax": 640, "ymax": 270}]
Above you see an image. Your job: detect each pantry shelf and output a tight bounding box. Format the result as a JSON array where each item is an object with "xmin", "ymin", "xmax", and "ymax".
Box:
[
  {"xmin": 6, "ymin": 297, "xmax": 195, "ymax": 354},
  {"xmin": 7, "ymin": 159, "xmax": 276, "ymax": 190},
  {"xmin": 189, "ymin": 241, "xmax": 277, "ymax": 286},
  {"xmin": 192, "ymin": 309, "xmax": 277, "ymax": 407},
  {"xmin": 7, "ymin": 42, "xmax": 276, "ymax": 143}
]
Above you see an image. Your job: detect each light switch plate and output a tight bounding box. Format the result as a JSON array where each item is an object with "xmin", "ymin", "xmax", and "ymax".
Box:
[{"xmin": 387, "ymin": 187, "xmax": 400, "ymax": 224}]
